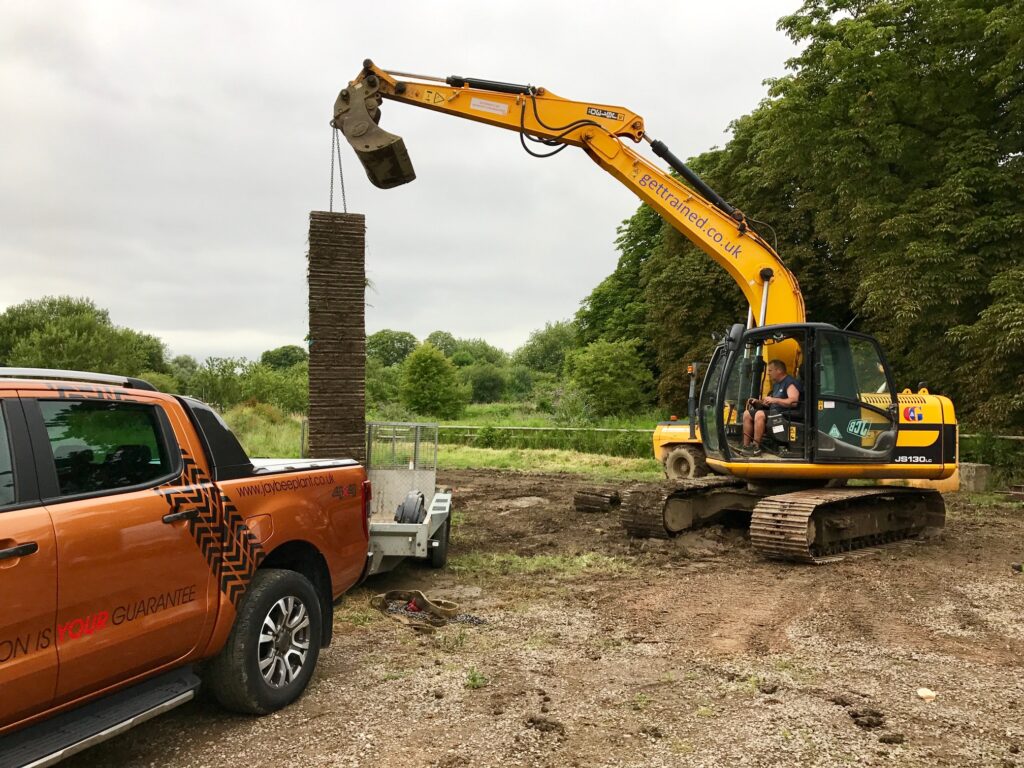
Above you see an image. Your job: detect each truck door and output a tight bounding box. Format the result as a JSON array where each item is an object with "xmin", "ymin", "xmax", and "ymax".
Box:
[
  {"xmin": 24, "ymin": 395, "xmax": 217, "ymax": 704},
  {"xmin": 0, "ymin": 396, "xmax": 58, "ymax": 727}
]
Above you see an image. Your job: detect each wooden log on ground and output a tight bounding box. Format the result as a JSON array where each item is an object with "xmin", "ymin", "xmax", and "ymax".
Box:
[{"xmin": 574, "ymin": 488, "xmax": 621, "ymax": 514}]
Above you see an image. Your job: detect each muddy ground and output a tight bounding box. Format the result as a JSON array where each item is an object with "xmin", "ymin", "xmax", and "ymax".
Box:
[{"xmin": 70, "ymin": 470, "xmax": 1023, "ymax": 768}]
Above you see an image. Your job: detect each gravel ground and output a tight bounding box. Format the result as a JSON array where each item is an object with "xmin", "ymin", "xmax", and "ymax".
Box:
[{"xmin": 67, "ymin": 471, "xmax": 1024, "ymax": 768}]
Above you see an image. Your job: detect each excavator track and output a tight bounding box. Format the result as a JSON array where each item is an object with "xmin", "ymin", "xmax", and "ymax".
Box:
[
  {"xmin": 749, "ymin": 486, "xmax": 946, "ymax": 563},
  {"xmin": 619, "ymin": 476, "xmax": 753, "ymax": 539}
]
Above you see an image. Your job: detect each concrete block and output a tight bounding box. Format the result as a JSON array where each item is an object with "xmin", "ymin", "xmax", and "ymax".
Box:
[{"xmin": 958, "ymin": 462, "xmax": 992, "ymax": 493}]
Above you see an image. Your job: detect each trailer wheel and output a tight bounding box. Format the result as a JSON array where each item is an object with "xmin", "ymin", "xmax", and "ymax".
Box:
[
  {"xmin": 663, "ymin": 445, "xmax": 709, "ymax": 480},
  {"xmin": 429, "ymin": 518, "xmax": 450, "ymax": 569},
  {"xmin": 206, "ymin": 568, "xmax": 323, "ymax": 715}
]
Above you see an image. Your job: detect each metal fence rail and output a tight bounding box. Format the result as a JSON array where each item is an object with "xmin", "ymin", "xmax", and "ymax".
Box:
[
  {"xmin": 298, "ymin": 418, "xmax": 1024, "ymax": 468},
  {"xmin": 436, "ymin": 424, "xmax": 654, "ymax": 458}
]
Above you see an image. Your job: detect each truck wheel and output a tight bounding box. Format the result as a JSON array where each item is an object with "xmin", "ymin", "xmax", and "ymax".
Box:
[
  {"xmin": 428, "ymin": 518, "xmax": 450, "ymax": 569},
  {"xmin": 663, "ymin": 445, "xmax": 709, "ymax": 480},
  {"xmin": 206, "ymin": 568, "xmax": 323, "ymax": 715}
]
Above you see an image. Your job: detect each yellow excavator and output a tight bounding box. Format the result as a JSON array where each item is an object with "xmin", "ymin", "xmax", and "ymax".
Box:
[{"xmin": 335, "ymin": 60, "xmax": 956, "ymax": 562}]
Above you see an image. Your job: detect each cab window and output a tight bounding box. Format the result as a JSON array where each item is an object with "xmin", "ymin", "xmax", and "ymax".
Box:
[
  {"xmin": 0, "ymin": 408, "xmax": 14, "ymax": 507},
  {"xmin": 37, "ymin": 401, "xmax": 174, "ymax": 496}
]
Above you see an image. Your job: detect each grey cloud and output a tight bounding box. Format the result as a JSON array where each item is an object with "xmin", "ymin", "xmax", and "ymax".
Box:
[{"xmin": 0, "ymin": 1, "xmax": 800, "ymax": 361}]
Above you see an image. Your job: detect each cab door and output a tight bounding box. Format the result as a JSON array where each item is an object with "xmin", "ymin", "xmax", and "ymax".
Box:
[
  {"xmin": 0, "ymin": 395, "xmax": 58, "ymax": 728},
  {"xmin": 24, "ymin": 393, "xmax": 217, "ymax": 705},
  {"xmin": 811, "ymin": 330, "xmax": 898, "ymax": 463}
]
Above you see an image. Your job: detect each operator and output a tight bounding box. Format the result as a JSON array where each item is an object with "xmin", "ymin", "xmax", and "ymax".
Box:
[{"xmin": 741, "ymin": 359, "xmax": 802, "ymax": 456}]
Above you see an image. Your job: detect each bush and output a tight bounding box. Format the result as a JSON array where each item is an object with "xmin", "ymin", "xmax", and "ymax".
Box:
[
  {"xmin": 367, "ymin": 329, "xmax": 418, "ymax": 367},
  {"xmin": 552, "ymin": 382, "xmax": 592, "ymax": 426},
  {"xmin": 189, "ymin": 357, "xmax": 245, "ymax": 409},
  {"xmin": 366, "ymin": 356, "xmax": 401, "ymax": 409},
  {"xmin": 462, "ymin": 363, "xmax": 507, "ymax": 404},
  {"xmin": 506, "ymin": 365, "xmax": 534, "ymax": 401},
  {"xmin": 260, "ymin": 345, "xmax": 307, "ymax": 370},
  {"xmin": 512, "ymin": 320, "xmax": 576, "ymax": 375},
  {"xmin": 961, "ymin": 433, "xmax": 1024, "ymax": 482},
  {"xmin": 399, "ymin": 343, "xmax": 469, "ymax": 419},
  {"xmin": 566, "ymin": 340, "xmax": 654, "ymax": 417},
  {"xmin": 137, "ymin": 370, "xmax": 180, "ymax": 394}
]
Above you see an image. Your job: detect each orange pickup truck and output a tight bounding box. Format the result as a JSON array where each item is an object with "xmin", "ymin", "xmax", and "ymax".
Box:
[{"xmin": 0, "ymin": 369, "xmax": 371, "ymax": 766}]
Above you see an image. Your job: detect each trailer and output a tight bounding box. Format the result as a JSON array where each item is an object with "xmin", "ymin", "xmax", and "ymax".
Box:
[{"xmin": 364, "ymin": 422, "xmax": 452, "ymax": 575}]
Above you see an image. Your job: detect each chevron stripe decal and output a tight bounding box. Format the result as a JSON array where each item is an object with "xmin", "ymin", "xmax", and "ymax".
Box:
[{"xmin": 158, "ymin": 450, "xmax": 265, "ymax": 608}]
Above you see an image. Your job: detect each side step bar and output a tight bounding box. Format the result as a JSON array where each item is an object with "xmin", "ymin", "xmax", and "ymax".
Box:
[{"xmin": 0, "ymin": 668, "xmax": 200, "ymax": 768}]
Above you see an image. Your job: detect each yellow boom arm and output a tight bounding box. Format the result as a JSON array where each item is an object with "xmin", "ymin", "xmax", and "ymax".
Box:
[{"xmin": 334, "ymin": 61, "xmax": 806, "ymax": 328}]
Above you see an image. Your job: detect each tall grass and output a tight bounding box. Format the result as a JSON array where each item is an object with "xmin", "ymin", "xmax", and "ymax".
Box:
[
  {"xmin": 437, "ymin": 445, "xmax": 662, "ymax": 480},
  {"xmin": 224, "ymin": 404, "xmax": 302, "ymax": 458},
  {"xmin": 436, "ymin": 402, "xmax": 671, "ymax": 430},
  {"xmin": 223, "ymin": 404, "xmax": 663, "ymax": 479}
]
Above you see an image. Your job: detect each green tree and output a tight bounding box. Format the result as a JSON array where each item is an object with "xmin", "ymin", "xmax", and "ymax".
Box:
[
  {"xmin": 451, "ymin": 350, "xmax": 474, "ymax": 367},
  {"xmin": 461, "ymin": 362, "xmax": 507, "ymax": 403},
  {"xmin": 506, "ymin": 364, "xmax": 535, "ymax": 401},
  {"xmin": 367, "ymin": 329, "xmax": 418, "ymax": 366},
  {"xmin": 425, "ymin": 331, "xmax": 457, "ymax": 357},
  {"xmin": 566, "ymin": 340, "xmax": 654, "ymax": 417},
  {"xmin": 512, "ymin": 321, "xmax": 577, "ymax": 376},
  {"xmin": 169, "ymin": 355, "xmax": 200, "ymax": 392},
  {"xmin": 949, "ymin": 267, "xmax": 1024, "ymax": 428},
  {"xmin": 451, "ymin": 337, "xmax": 508, "ymax": 366},
  {"xmin": 0, "ymin": 296, "xmax": 167, "ymax": 376},
  {"xmin": 366, "ymin": 356, "xmax": 402, "ymax": 409},
  {"xmin": 137, "ymin": 370, "xmax": 180, "ymax": 393},
  {"xmin": 769, "ymin": 0, "xmax": 1024, "ymax": 422},
  {"xmin": 190, "ymin": 357, "xmax": 245, "ymax": 409},
  {"xmin": 260, "ymin": 344, "xmax": 308, "ymax": 370},
  {"xmin": 240, "ymin": 361, "xmax": 308, "ymax": 414},
  {"xmin": 579, "ymin": 0, "xmax": 1024, "ymax": 425},
  {"xmin": 399, "ymin": 343, "xmax": 468, "ymax": 418}
]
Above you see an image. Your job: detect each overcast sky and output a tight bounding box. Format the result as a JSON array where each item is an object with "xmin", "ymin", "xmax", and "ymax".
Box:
[{"xmin": 0, "ymin": 1, "xmax": 802, "ymax": 361}]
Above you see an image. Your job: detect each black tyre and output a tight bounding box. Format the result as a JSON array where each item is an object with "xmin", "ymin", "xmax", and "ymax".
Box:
[
  {"xmin": 206, "ymin": 568, "xmax": 323, "ymax": 715},
  {"xmin": 395, "ymin": 491, "xmax": 427, "ymax": 524},
  {"xmin": 663, "ymin": 445, "xmax": 709, "ymax": 480},
  {"xmin": 428, "ymin": 518, "xmax": 450, "ymax": 569}
]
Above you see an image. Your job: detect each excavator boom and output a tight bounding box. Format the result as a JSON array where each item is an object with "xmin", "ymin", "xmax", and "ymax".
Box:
[{"xmin": 334, "ymin": 60, "xmax": 806, "ymax": 329}]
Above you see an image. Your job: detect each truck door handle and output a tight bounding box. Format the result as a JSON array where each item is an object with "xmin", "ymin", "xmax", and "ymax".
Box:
[
  {"xmin": 162, "ymin": 508, "xmax": 200, "ymax": 524},
  {"xmin": 0, "ymin": 542, "xmax": 38, "ymax": 561}
]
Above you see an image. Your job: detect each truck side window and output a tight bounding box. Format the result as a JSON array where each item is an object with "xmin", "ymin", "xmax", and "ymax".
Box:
[
  {"xmin": 37, "ymin": 401, "xmax": 174, "ymax": 496},
  {"xmin": 0, "ymin": 408, "xmax": 14, "ymax": 507}
]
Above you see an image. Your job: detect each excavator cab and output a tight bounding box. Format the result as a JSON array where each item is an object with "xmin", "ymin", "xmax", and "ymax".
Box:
[{"xmin": 698, "ymin": 323, "xmax": 899, "ymax": 477}]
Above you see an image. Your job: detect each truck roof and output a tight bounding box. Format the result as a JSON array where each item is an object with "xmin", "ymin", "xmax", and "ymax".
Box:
[{"xmin": 0, "ymin": 367, "xmax": 158, "ymax": 392}]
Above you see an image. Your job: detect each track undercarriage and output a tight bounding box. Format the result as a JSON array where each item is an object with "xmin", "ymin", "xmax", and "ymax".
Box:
[{"xmin": 616, "ymin": 478, "xmax": 945, "ymax": 563}]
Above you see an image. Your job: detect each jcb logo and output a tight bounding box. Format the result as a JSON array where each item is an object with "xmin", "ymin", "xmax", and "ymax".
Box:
[{"xmin": 846, "ymin": 419, "xmax": 871, "ymax": 438}]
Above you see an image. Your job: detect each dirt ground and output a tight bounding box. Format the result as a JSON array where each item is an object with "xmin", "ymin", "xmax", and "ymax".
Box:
[{"xmin": 69, "ymin": 470, "xmax": 1023, "ymax": 768}]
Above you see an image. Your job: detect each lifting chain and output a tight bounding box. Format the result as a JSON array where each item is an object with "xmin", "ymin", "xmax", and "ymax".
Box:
[{"xmin": 329, "ymin": 128, "xmax": 348, "ymax": 213}]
